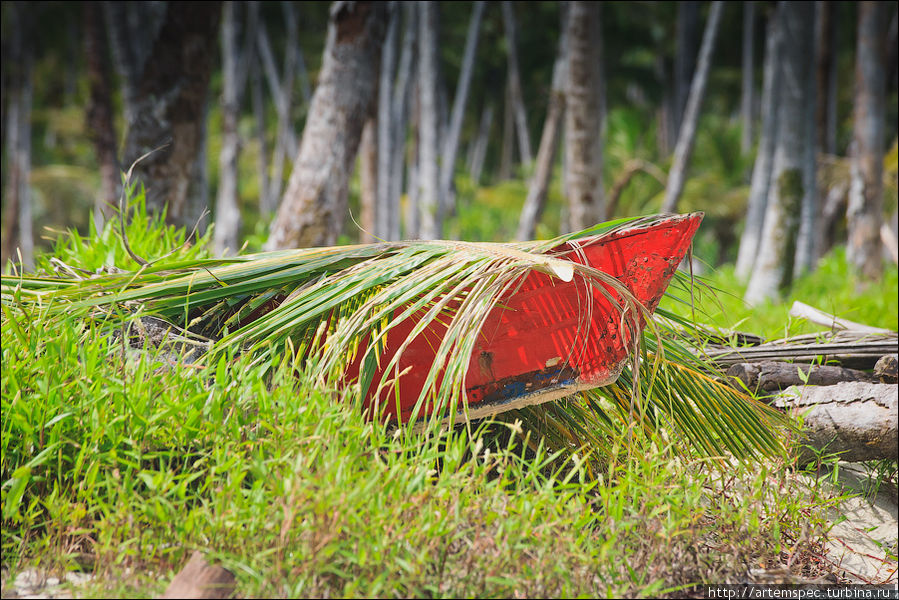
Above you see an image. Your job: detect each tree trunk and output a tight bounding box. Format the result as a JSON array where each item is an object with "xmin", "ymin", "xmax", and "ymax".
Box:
[
  {"xmin": 257, "ymin": 16, "xmax": 299, "ymax": 212},
  {"xmin": 390, "ymin": 2, "xmax": 416, "ymax": 242},
  {"xmin": 359, "ymin": 119, "xmax": 377, "ymax": 243},
  {"xmin": 498, "ymin": 80, "xmax": 515, "ymax": 181},
  {"xmin": 727, "ymin": 361, "xmax": 877, "ymax": 395},
  {"xmin": 661, "ymin": 1, "xmax": 724, "ymax": 215},
  {"xmin": 417, "ymin": 1, "xmax": 441, "ymax": 240},
  {"xmin": 213, "ymin": 1, "xmax": 246, "ymax": 256},
  {"xmin": 794, "ymin": 4, "xmax": 819, "ymax": 277},
  {"xmin": 440, "ymin": 0, "xmax": 485, "ymax": 213},
  {"xmin": 501, "ymin": 1, "xmax": 532, "ymax": 167},
  {"xmin": 564, "ymin": 1, "xmax": 604, "ymax": 230},
  {"xmin": 744, "ymin": 2, "xmax": 815, "ymax": 305},
  {"xmin": 468, "ymin": 104, "xmax": 493, "ymax": 187},
  {"xmin": 103, "ymin": 1, "xmax": 166, "ymax": 126},
  {"xmin": 815, "ymin": 1, "xmax": 837, "ymax": 156},
  {"xmin": 267, "ymin": 2, "xmax": 388, "ymax": 250},
  {"xmin": 517, "ymin": 2, "xmax": 569, "ymax": 241},
  {"xmin": 1, "ymin": 2, "xmax": 34, "ymax": 270},
  {"xmin": 249, "ymin": 6, "xmax": 271, "ymax": 218},
  {"xmin": 673, "ymin": 1, "xmax": 700, "ymax": 146},
  {"xmin": 84, "ymin": 0, "xmax": 119, "ymax": 231},
  {"xmin": 122, "ymin": 1, "xmax": 221, "ymax": 230},
  {"xmin": 847, "ymin": 1, "xmax": 888, "ymax": 282},
  {"xmin": 740, "ymin": 1, "xmax": 755, "ymax": 155},
  {"xmin": 376, "ymin": 3, "xmax": 399, "ymax": 241},
  {"xmin": 735, "ymin": 6, "xmax": 783, "ymax": 280},
  {"xmin": 406, "ymin": 85, "xmax": 420, "ymax": 240}
]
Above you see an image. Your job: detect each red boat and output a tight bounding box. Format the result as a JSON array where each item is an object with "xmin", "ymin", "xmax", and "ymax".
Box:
[{"xmin": 345, "ymin": 213, "xmax": 703, "ymax": 425}]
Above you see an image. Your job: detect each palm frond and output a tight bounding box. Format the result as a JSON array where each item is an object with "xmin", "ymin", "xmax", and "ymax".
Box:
[{"xmin": 1, "ymin": 215, "xmax": 790, "ymax": 463}]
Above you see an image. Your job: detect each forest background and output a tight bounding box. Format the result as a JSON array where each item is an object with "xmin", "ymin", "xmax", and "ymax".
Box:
[{"xmin": 1, "ymin": 0, "xmax": 897, "ymax": 310}]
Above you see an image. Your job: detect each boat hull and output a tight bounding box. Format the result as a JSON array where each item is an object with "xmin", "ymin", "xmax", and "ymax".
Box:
[{"xmin": 349, "ymin": 213, "xmax": 703, "ymax": 424}]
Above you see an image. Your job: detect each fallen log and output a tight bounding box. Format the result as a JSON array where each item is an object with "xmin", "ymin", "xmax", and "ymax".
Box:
[
  {"xmin": 874, "ymin": 354, "xmax": 898, "ymax": 383},
  {"xmin": 773, "ymin": 382, "xmax": 898, "ymax": 464},
  {"xmin": 727, "ymin": 361, "xmax": 878, "ymax": 394},
  {"xmin": 706, "ymin": 332, "xmax": 898, "ymax": 370}
]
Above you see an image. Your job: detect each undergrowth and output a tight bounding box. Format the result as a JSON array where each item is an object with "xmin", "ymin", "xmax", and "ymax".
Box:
[{"xmin": 0, "ymin": 204, "xmax": 860, "ymax": 597}]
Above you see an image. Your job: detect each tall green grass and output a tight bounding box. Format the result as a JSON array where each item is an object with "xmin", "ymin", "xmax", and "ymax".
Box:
[{"xmin": 1, "ymin": 204, "xmax": 852, "ymax": 596}]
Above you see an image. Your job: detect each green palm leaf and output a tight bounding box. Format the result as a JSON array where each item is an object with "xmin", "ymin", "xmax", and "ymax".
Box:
[{"xmin": 1, "ymin": 215, "xmax": 789, "ymax": 465}]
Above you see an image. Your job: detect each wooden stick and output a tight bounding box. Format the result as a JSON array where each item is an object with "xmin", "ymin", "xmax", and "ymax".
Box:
[{"xmin": 788, "ymin": 300, "xmax": 892, "ymax": 334}]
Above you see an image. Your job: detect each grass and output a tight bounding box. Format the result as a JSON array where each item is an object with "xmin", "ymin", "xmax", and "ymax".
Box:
[
  {"xmin": 2, "ymin": 202, "xmax": 891, "ymax": 597},
  {"xmin": 1, "ymin": 311, "xmax": 839, "ymax": 597},
  {"xmin": 659, "ymin": 252, "xmax": 899, "ymax": 341}
]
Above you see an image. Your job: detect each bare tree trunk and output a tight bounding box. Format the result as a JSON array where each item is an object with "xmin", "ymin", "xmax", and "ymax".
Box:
[
  {"xmin": 267, "ymin": 2, "xmax": 388, "ymax": 250},
  {"xmin": 468, "ymin": 104, "xmax": 493, "ymax": 187},
  {"xmin": 745, "ymin": 2, "xmax": 814, "ymax": 305},
  {"xmin": 517, "ymin": 2, "xmax": 569, "ymax": 241},
  {"xmin": 815, "ymin": 1, "xmax": 837, "ymax": 156},
  {"xmin": 103, "ymin": 1, "xmax": 167, "ymax": 127},
  {"xmin": 740, "ymin": 1, "xmax": 755, "ymax": 155},
  {"xmin": 417, "ymin": 1, "xmax": 441, "ymax": 240},
  {"xmin": 84, "ymin": 0, "xmax": 119, "ymax": 231},
  {"xmin": 213, "ymin": 1, "xmax": 246, "ymax": 256},
  {"xmin": 498, "ymin": 80, "xmax": 515, "ymax": 181},
  {"xmin": 564, "ymin": 1, "xmax": 603, "ymax": 229},
  {"xmin": 847, "ymin": 1, "xmax": 888, "ymax": 281},
  {"xmin": 673, "ymin": 1, "xmax": 700, "ymax": 146},
  {"xmin": 440, "ymin": 0, "xmax": 485, "ymax": 214},
  {"xmin": 735, "ymin": 6, "xmax": 782, "ymax": 280},
  {"xmin": 501, "ymin": 1, "xmax": 532, "ymax": 167},
  {"xmin": 122, "ymin": 2, "xmax": 222, "ymax": 230},
  {"xmin": 406, "ymin": 84, "xmax": 421, "ymax": 240},
  {"xmin": 257, "ymin": 12, "xmax": 299, "ymax": 212},
  {"xmin": 376, "ymin": 3, "xmax": 399, "ymax": 241},
  {"xmin": 662, "ymin": 1, "xmax": 723, "ymax": 214},
  {"xmin": 390, "ymin": 2, "xmax": 416, "ymax": 242},
  {"xmin": 795, "ymin": 3, "xmax": 819, "ymax": 277},
  {"xmin": 359, "ymin": 119, "xmax": 377, "ymax": 243},
  {"xmin": 1, "ymin": 2, "xmax": 34, "ymax": 270},
  {"xmin": 252, "ymin": 61, "xmax": 271, "ymax": 218}
]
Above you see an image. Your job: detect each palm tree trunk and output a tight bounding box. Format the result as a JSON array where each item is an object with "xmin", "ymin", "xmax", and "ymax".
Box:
[
  {"xmin": 673, "ymin": 1, "xmax": 700, "ymax": 145},
  {"xmin": 213, "ymin": 1, "xmax": 243, "ymax": 256},
  {"xmin": 745, "ymin": 2, "xmax": 814, "ymax": 305},
  {"xmin": 390, "ymin": 3, "xmax": 416, "ymax": 242},
  {"xmin": 417, "ymin": 1, "xmax": 441, "ymax": 240},
  {"xmin": 267, "ymin": 2, "xmax": 388, "ymax": 250},
  {"xmin": 257, "ymin": 17, "xmax": 299, "ymax": 211},
  {"xmin": 662, "ymin": 1, "xmax": 724, "ymax": 214},
  {"xmin": 740, "ymin": 1, "xmax": 755, "ymax": 155},
  {"xmin": 736, "ymin": 5, "xmax": 783, "ymax": 280},
  {"xmin": 122, "ymin": 2, "xmax": 222, "ymax": 230},
  {"xmin": 84, "ymin": 0, "xmax": 119, "ymax": 230},
  {"xmin": 564, "ymin": 1, "xmax": 603, "ymax": 229},
  {"xmin": 847, "ymin": 1, "xmax": 888, "ymax": 281},
  {"xmin": 501, "ymin": 1, "xmax": 532, "ymax": 167},
  {"xmin": 517, "ymin": 2, "xmax": 569, "ymax": 241},
  {"xmin": 440, "ymin": 0, "xmax": 485, "ymax": 214},
  {"xmin": 376, "ymin": 3, "xmax": 399, "ymax": 241},
  {"xmin": 468, "ymin": 104, "xmax": 493, "ymax": 187},
  {"xmin": 1, "ymin": 3, "xmax": 34, "ymax": 269},
  {"xmin": 794, "ymin": 4, "xmax": 819, "ymax": 277},
  {"xmin": 498, "ymin": 81, "xmax": 515, "ymax": 181},
  {"xmin": 360, "ymin": 119, "xmax": 377, "ymax": 243}
]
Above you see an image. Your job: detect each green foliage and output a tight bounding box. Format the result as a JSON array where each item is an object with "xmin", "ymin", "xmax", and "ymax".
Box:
[
  {"xmin": 31, "ymin": 184, "xmax": 212, "ymax": 274},
  {"xmin": 660, "ymin": 248, "xmax": 899, "ymax": 340},
  {"xmin": 1, "ymin": 304, "xmax": 836, "ymax": 596}
]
